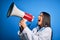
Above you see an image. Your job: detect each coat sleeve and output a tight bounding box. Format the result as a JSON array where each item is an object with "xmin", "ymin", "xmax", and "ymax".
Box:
[{"xmin": 18, "ymin": 27, "xmax": 52, "ymax": 40}]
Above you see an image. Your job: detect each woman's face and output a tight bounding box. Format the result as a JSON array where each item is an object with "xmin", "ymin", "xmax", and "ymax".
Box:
[{"xmin": 38, "ymin": 13, "xmax": 44, "ymax": 27}]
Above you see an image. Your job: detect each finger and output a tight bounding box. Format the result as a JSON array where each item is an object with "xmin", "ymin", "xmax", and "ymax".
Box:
[{"xmin": 19, "ymin": 22, "xmax": 22, "ymax": 27}]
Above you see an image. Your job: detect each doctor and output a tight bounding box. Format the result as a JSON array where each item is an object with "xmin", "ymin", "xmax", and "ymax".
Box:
[{"xmin": 18, "ymin": 12, "xmax": 52, "ymax": 40}]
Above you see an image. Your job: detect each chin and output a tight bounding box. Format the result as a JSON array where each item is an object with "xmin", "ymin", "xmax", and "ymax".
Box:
[
  {"xmin": 38, "ymin": 23, "xmax": 40, "ymax": 26},
  {"xmin": 38, "ymin": 22, "xmax": 40, "ymax": 25}
]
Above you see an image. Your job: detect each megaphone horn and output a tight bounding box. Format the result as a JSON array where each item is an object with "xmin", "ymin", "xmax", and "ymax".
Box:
[{"xmin": 7, "ymin": 2, "xmax": 34, "ymax": 22}]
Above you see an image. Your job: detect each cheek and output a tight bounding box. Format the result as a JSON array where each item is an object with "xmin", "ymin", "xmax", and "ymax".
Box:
[
  {"xmin": 38, "ymin": 21, "xmax": 40, "ymax": 25},
  {"xmin": 40, "ymin": 17, "xmax": 43, "ymax": 22}
]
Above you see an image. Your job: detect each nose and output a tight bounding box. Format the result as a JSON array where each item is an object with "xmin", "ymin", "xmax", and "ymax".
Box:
[
  {"xmin": 38, "ymin": 16, "xmax": 40, "ymax": 18},
  {"xmin": 38, "ymin": 16, "xmax": 41, "ymax": 20}
]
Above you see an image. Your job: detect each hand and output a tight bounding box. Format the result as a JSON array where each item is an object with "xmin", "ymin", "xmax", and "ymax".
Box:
[{"xmin": 19, "ymin": 19, "xmax": 27, "ymax": 29}]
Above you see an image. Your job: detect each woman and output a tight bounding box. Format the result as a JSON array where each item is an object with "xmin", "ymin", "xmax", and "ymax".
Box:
[{"xmin": 18, "ymin": 12, "xmax": 52, "ymax": 40}]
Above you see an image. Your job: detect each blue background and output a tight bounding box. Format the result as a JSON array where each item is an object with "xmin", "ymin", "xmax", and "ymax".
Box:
[{"xmin": 0, "ymin": 0, "xmax": 60, "ymax": 40}]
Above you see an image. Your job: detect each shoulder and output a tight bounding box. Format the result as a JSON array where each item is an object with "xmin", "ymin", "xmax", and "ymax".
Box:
[
  {"xmin": 42, "ymin": 27, "xmax": 52, "ymax": 33},
  {"xmin": 45, "ymin": 27, "xmax": 52, "ymax": 31}
]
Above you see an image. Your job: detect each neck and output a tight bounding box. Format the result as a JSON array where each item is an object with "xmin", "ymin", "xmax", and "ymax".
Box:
[{"xmin": 38, "ymin": 25, "xmax": 43, "ymax": 29}]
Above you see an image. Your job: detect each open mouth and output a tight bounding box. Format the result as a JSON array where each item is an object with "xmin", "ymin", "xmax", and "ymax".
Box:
[{"xmin": 38, "ymin": 20, "xmax": 40, "ymax": 22}]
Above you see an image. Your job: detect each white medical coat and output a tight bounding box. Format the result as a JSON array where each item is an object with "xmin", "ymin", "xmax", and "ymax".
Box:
[{"xmin": 18, "ymin": 26, "xmax": 52, "ymax": 40}]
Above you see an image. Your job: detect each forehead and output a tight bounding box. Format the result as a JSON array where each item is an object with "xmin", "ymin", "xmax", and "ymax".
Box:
[
  {"xmin": 39, "ymin": 13, "xmax": 43, "ymax": 16},
  {"xmin": 40, "ymin": 13, "xmax": 43, "ymax": 15}
]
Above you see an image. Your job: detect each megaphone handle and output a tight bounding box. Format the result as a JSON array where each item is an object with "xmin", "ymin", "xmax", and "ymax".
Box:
[
  {"xmin": 19, "ymin": 18, "xmax": 27, "ymax": 32},
  {"xmin": 19, "ymin": 25, "xmax": 24, "ymax": 33}
]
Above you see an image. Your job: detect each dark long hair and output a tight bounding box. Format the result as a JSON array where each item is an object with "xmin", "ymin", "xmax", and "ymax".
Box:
[
  {"xmin": 41, "ymin": 12, "xmax": 51, "ymax": 27},
  {"xmin": 41, "ymin": 12, "xmax": 53, "ymax": 40}
]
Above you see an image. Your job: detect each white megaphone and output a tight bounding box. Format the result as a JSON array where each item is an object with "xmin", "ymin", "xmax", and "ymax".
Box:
[{"xmin": 7, "ymin": 2, "xmax": 34, "ymax": 22}]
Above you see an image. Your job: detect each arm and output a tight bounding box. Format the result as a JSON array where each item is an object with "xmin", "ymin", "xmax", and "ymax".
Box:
[
  {"xmin": 18, "ymin": 27, "xmax": 52, "ymax": 40},
  {"xmin": 18, "ymin": 19, "xmax": 52, "ymax": 40}
]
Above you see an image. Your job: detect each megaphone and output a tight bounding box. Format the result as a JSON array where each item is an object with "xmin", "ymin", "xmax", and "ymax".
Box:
[{"xmin": 7, "ymin": 2, "xmax": 34, "ymax": 22}]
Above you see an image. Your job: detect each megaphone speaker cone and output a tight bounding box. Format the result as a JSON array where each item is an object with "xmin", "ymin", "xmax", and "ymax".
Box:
[{"xmin": 7, "ymin": 2, "xmax": 14, "ymax": 17}]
